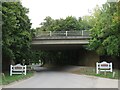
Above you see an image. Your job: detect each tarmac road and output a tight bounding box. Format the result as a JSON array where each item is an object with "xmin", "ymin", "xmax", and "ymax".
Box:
[{"xmin": 3, "ymin": 67, "xmax": 118, "ymax": 88}]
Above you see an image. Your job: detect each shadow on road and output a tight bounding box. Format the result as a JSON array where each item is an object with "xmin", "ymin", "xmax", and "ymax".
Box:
[{"xmin": 34, "ymin": 65, "xmax": 80, "ymax": 72}]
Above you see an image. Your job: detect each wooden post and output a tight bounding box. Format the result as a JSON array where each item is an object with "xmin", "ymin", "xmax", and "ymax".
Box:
[
  {"xmin": 96, "ymin": 62, "xmax": 99, "ymax": 74},
  {"xmin": 50, "ymin": 31, "xmax": 52, "ymax": 36},
  {"xmin": 112, "ymin": 72, "xmax": 115, "ymax": 78},
  {"xmin": 104, "ymin": 71, "xmax": 106, "ymax": 75},
  {"xmin": 2, "ymin": 73, "xmax": 6, "ymax": 81},
  {"xmin": 110, "ymin": 63, "xmax": 112, "ymax": 72},
  {"xmin": 66, "ymin": 31, "xmax": 68, "ymax": 36},
  {"xmin": 10, "ymin": 65, "xmax": 12, "ymax": 76},
  {"xmin": 24, "ymin": 65, "xmax": 26, "ymax": 75},
  {"xmin": 82, "ymin": 30, "xmax": 84, "ymax": 36}
]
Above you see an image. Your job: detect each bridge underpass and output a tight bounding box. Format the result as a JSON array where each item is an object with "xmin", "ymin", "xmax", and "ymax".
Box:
[
  {"xmin": 32, "ymin": 44, "xmax": 87, "ymax": 50},
  {"xmin": 31, "ymin": 30, "xmax": 99, "ymax": 66}
]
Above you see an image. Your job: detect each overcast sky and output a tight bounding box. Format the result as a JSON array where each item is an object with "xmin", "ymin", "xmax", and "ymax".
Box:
[{"xmin": 21, "ymin": 0, "xmax": 107, "ymax": 28}]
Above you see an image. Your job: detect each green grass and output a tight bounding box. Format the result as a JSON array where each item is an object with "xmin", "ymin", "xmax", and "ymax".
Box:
[
  {"xmin": 70, "ymin": 67, "xmax": 120, "ymax": 79},
  {"xmin": 1, "ymin": 71, "xmax": 34, "ymax": 85},
  {"xmin": 0, "ymin": 75, "xmax": 2, "ymax": 85}
]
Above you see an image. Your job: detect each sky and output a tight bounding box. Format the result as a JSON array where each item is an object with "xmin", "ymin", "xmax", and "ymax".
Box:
[{"xmin": 21, "ymin": 0, "xmax": 107, "ymax": 28}]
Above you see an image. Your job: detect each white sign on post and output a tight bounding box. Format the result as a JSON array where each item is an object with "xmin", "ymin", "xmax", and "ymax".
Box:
[
  {"xmin": 96, "ymin": 61, "xmax": 112, "ymax": 74},
  {"xmin": 10, "ymin": 64, "xmax": 26, "ymax": 76}
]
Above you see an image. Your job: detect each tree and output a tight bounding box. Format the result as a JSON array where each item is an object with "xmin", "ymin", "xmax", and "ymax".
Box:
[
  {"xmin": 2, "ymin": 1, "xmax": 32, "ymax": 69},
  {"xmin": 89, "ymin": 2, "xmax": 120, "ymax": 56},
  {"xmin": 63, "ymin": 16, "xmax": 80, "ymax": 31},
  {"xmin": 81, "ymin": 15, "xmax": 94, "ymax": 30},
  {"xmin": 38, "ymin": 16, "xmax": 93, "ymax": 32}
]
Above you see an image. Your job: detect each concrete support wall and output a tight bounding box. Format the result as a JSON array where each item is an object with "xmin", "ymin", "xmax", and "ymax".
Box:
[
  {"xmin": 78, "ymin": 49, "xmax": 119, "ymax": 69},
  {"xmin": 78, "ymin": 49, "xmax": 99, "ymax": 67}
]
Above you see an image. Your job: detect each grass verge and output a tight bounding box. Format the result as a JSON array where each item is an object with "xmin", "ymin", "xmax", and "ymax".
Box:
[
  {"xmin": 70, "ymin": 67, "xmax": 119, "ymax": 79},
  {"xmin": 0, "ymin": 71, "xmax": 34, "ymax": 85}
]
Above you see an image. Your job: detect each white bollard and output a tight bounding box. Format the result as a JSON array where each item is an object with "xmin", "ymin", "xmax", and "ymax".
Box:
[
  {"xmin": 50, "ymin": 31, "xmax": 52, "ymax": 36},
  {"xmin": 96, "ymin": 62, "xmax": 99, "ymax": 74},
  {"xmin": 112, "ymin": 72, "xmax": 115, "ymax": 78},
  {"xmin": 66, "ymin": 31, "xmax": 68, "ymax": 36}
]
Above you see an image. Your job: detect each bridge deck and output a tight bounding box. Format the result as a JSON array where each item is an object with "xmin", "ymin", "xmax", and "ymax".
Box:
[
  {"xmin": 33, "ymin": 36, "xmax": 91, "ymax": 40},
  {"xmin": 32, "ymin": 30, "xmax": 91, "ymax": 50}
]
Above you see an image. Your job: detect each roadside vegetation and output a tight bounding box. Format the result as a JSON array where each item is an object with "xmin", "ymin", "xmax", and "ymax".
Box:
[
  {"xmin": 70, "ymin": 67, "xmax": 119, "ymax": 79},
  {"xmin": 1, "ymin": 71, "xmax": 34, "ymax": 85}
]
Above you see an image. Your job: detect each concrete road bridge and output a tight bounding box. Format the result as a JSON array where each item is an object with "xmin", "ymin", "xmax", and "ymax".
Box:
[
  {"xmin": 32, "ymin": 30, "xmax": 91, "ymax": 50},
  {"xmin": 31, "ymin": 30, "xmax": 99, "ymax": 68}
]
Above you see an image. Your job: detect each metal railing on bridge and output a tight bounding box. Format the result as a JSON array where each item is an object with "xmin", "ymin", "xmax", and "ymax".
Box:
[{"xmin": 35, "ymin": 30, "xmax": 90, "ymax": 37}]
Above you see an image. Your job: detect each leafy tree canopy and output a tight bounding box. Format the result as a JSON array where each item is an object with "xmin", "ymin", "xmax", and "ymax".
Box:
[
  {"xmin": 89, "ymin": 2, "xmax": 120, "ymax": 56},
  {"xmin": 38, "ymin": 16, "xmax": 93, "ymax": 32},
  {"xmin": 2, "ymin": 2, "xmax": 33, "ymax": 63}
]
